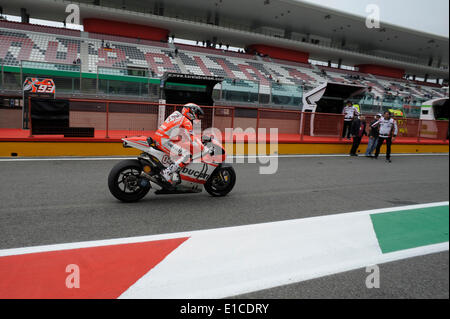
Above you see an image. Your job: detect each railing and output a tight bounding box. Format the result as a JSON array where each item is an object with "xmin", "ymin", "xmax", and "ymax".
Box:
[
  {"xmin": 0, "ymin": 61, "xmax": 162, "ymax": 99},
  {"xmin": 1, "ymin": 98, "xmax": 447, "ymax": 143},
  {"xmin": 270, "ymin": 82, "xmax": 303, "ymax": 106},
  {"xmin": 0, "ymin": 61, "xmax": 447, "ymax": 117}
]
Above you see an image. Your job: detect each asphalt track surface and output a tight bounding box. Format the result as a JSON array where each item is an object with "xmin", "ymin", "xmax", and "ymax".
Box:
[
  {"xmin": 0, "ymin": 154, "xmax": 448, "ymax": 298},
  {"xmin": 234, "ymin": 251, "xmax": 449, "ymax": 299}
]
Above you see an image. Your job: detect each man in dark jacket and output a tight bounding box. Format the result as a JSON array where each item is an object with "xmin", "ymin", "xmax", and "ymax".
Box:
[{"xmin": 349, "ymin": 116, "xmax": 367, "ymax": 156}]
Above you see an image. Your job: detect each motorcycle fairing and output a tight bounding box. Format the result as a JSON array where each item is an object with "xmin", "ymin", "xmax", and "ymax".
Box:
[
  {"xmin": 122, "ymin": 136, "xmax": 150, "ymax": 153},
  {"xmin": 122, "ymin": 136, "xmax": 219, "ymax": 191}
]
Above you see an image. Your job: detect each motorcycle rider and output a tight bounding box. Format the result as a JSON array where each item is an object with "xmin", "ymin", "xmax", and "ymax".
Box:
[{"xmin": 154, "ymin": 103, "xmax": 209, "ymax": 184}]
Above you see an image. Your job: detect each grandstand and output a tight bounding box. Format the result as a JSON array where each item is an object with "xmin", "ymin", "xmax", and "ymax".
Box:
[
  {"xmin": 0, "ymin": 20, "xmax": 447, "ymax": 108},
  {"xmin": 0, "ymin": 0, "xmax": 448, "ymax": 143}
]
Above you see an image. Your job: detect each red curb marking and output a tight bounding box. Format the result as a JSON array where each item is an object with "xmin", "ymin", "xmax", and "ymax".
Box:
[{"xmin": 0, "ymin": 237, "xmax": 189, "ymax": 299}]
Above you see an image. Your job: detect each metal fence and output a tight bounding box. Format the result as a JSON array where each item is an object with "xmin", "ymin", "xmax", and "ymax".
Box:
[
  {"xmin": 1, "ymin": 98, "xmax": 447, "ymax": 142},
  {"xmin": 4, "ymin": 61, "xmax": 443, "ymax": 117}
]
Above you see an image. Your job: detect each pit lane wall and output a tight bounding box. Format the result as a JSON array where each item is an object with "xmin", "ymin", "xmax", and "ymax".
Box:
[
  {"xmin": 0, "ymin": 138, "xmax": 448, "ymax": 157},
  {"xmin": 1, "ymin": 99, "xmax": 448, "ymax": 156}
]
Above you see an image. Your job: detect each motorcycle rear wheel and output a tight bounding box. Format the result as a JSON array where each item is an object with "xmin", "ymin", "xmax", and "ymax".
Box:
[{"xmin": 108, "ymin": 159, "xmax": 151, "ymax": 202}]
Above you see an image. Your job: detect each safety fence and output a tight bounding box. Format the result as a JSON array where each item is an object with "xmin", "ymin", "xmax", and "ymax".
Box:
[
  {"xmin": 2, "ymin": 61, "xmax": 443, "ymax": 115},
  {"xmin": 0, "ymin": 98, "xmax": 448, "ymax": 142}
]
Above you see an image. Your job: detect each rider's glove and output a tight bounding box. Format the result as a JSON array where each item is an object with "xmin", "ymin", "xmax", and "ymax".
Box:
[
  {"xmin": 202, "ymin": 135, "xmax": 212, "ymax": 144},
  {"xmin": 203, "ymin": 146, "xmax": 215, "ymax": 156}
]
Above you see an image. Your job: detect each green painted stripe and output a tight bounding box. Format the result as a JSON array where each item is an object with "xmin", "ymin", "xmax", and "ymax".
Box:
[
  {"xmin": 2, "ymin": 66, "xmax": 21, "ymax": 73},
  {"xmin": 83, "ymin": 73, "xmax": 98, "ymax": 79},
  {"xmin": 165, "ymin": 82, "xmax": 206, "ymax": 89},
  {"xmin": 371, "ymin": 205, "xmax": 449, "ymax": 253},
  {"xmin": 22, "ymin": 67, "xmax": 81, "ymax": 78},
  {"xmin": 97, "ymin": 73, "xmax": 149, "ymax": 83},
  {"xmin": 2, "ymin": 66, "xmax": 162, "ymax": 84}
]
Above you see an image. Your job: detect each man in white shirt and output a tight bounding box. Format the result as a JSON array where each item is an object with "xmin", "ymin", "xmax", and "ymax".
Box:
[
  {"xmin": 371, "ymin": 111, "xmax": 399, "ymax": 163},
  {"xmin": 342, "ymin": 101, "xmax": 360, "ymax": 139}
]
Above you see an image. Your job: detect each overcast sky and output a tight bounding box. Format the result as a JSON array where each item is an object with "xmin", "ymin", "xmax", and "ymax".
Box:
[{"xmin": 299, "ymin": 0, "xmax": 449, "ymax": 37}]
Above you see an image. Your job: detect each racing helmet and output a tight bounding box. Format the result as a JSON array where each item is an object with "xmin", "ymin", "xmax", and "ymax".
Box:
[{"xmin": 181, "ymin": 103, "xmax": 204, "ymax": 121}]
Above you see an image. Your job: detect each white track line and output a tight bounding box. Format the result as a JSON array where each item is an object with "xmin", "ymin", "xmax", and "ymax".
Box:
[
  {"xmin": 120, "ymin": 202, "xmax": 449, "ymax": 298},
  {"xmin": 0, "ymin": 153, "xmax": 448, "ymax": 162},
  {"xmin": 0, "ymin": 201, "xmax": 447, "ymax": 257}
]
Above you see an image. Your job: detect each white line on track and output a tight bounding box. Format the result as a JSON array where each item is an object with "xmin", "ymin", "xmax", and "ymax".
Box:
[
  {"xmin": 0, "ymin": 201, "xmax": 447, "ymax": 257},
  {"xmin": 0, "ymin": 153, "xmax": 448, "ymax": 162},
  {"xmin": 118, "ymin": 202, "xmax": 450, "ymax": 298}
]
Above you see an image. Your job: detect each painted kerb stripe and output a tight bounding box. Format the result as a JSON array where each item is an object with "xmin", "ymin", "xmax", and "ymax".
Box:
[{"xmin": 371, "ymin": 205, "xmax": 449, "ymax": 253}]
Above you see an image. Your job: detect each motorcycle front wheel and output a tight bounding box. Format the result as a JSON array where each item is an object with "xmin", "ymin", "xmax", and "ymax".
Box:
[
  {"xmin": 204, "ymin": 166, "xmax": 236, "ymax": 197},
  {"xmin": 108, "ymin": 159, "xmax": 151, "ymax": 202}
]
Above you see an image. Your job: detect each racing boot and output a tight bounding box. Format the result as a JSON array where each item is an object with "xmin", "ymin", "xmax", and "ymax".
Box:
[
  {"xmin": 160, "ymin": 163, "xmax": 178, "ymax": 185},
  {"xmin": 172, "ymin": 171, "xmax": 181, "ymax": 184}
]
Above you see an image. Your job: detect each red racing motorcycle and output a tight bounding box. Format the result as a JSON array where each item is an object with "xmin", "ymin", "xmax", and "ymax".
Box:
[{"xmin": 108, "ymin": 135, "xmax": 236, "ymax": 202}]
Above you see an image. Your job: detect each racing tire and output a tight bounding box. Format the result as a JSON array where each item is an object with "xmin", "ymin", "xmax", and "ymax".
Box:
[
  {"xmin": 204, "ymin": 166, "xmax": 236, "ymax": 197},
  {"xmin": 108, "ymin": 159, "xmax": 151, "ymax": 202}
]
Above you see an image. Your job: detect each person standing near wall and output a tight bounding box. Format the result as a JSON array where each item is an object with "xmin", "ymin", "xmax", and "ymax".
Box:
[
  {"xmin": 365, "ymin": 113, "xmax": 381, "ymax": 157},
  {"xmin": 372, "ymin": 111, "xmax": 399, "ymax": 163},
  {"xmin": 342, "ymin": 101, "xmax": 359, "ymax": 139},
  {"xmin": 349, "ymin": 115, "xmax": 367, "ymax": 156}
]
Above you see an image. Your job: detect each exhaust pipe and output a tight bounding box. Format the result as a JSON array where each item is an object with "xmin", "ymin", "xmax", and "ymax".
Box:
[{"xmin": 140, "ymin": 171, "xmax": 163, "ymax": 188}]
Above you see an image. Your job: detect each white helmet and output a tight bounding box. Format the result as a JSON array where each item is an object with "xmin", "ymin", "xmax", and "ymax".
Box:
[{"xmin": 181, "ymin": 103, "xmax": 204, "ymax": 121}]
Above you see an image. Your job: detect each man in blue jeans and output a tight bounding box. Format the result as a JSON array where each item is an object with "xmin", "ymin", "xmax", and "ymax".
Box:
[{"xmin": 365, "ymin": 113, "xmax": 381, "ymax": 157}]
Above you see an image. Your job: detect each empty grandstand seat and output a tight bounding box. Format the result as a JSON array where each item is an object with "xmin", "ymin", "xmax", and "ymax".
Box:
[{"xmin": 0, "ymin": 20, "xmax": 446, "ymax": 104}]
